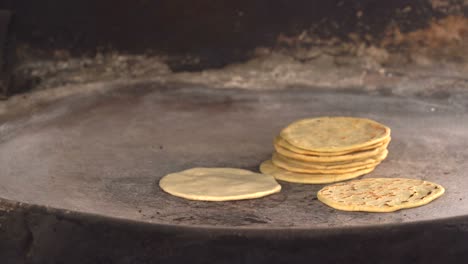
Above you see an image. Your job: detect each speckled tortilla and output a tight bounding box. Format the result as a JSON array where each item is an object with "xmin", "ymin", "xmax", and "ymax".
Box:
[
  {"xmin": 271, "ymin": 151, "xmax": 386, "ymax": 173},
  {"xmin": 317, "ymin": 178, "xmax": 445, "ymax": 212},
  {"xmin": 275, "ymin": 141, "xmax": 389, "ymax": 162},
  {"xmin": 275, "ymin": 136, "xmax": 390, "ymax": 156},
  {"xmin": 280, "ymin": 117, "xmax": 391, "ymax": 152},
  {"xmin": 272, "ymin": 149, "xmax": 388, "ymax": 170},
  {"xmin": 260, "ymin": 160, "xmax": 375, "ymax": 184},
  {"xmin": 159, "ymin": 168, "xmax": 282, "ymax": 201}
]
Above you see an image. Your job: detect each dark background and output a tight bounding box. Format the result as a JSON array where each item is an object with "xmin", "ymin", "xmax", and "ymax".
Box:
[{"xmin": 1, "ymin": 0, "xmax": 463, "ymax": 60}]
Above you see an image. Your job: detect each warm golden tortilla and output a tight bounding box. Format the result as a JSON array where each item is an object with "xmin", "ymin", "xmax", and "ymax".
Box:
[
  {"xmin": 317, "ymin": 178, "xmax": 445, "ymax": 212},
  {"xmin": 275, "ymin": 141, "xmax": 389, "ymax": 162},
  {"xmin": 260, "ymin": 160, "xmax": 374, "ymax": 184},
  {"xmin": 272, "ymin": 149, "xmax": 388, "ymax": 170},
  {"xmin": 159, "ymin": 168, "xmax": 281, "ymax": 201},
  {"xmin": 280, "ymin": 117, "xmax": 391, "ymax": 152},
  {"xmin": 271, "ymin": 152, "xmax": 384, "ymax": 174},
  {"xmin": 275, "ymin": 135, "xmax": 390, "ymax": 156}
]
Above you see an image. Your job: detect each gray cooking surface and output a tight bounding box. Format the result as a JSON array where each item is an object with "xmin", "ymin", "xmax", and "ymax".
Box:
[{"xmin": 0, "ymin": 82, "xmax": 467, "ymax": 229}]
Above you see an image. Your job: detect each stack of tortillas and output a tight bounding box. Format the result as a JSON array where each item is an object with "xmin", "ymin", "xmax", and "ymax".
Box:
[
  {"xmin": 159, "ymin": 115, "xmax": 444, "ymax": 212},
  {"xmin": 260, "ymin": 117, "xmax": 391, "ymax": 184}
]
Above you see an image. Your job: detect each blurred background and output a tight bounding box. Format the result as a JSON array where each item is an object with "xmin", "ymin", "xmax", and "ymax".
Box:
[{"xmin": 0, "ymin": 0, "xmax": 467, "ymax": 98}]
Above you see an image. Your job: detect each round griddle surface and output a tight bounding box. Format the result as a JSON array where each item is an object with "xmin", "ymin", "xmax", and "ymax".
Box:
[{"xmin": 1, "ymin": 83, "xmax": 467, "ymax": 230}]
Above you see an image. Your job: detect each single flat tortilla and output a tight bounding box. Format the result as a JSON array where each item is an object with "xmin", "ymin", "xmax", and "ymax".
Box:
[
  {"xmin": 260, "ymin": 160, "xmax": 375, "ymax": 184},
  {"xmin": 280, "ymin": 117, "xmax": 391, "ymax": 152},
  {"xmin": 159, "ymin": 168, "xmax": 281, "ymax": 201},
  {"xmin": 275, "ymin": 136, "xmax": 390, "ymax": 156},
  {"xmin": 272, "ymin": 149, "xmax": 388, "ymax": 170},
  {"xmin": 274, "ymin": 141, "xmax": 389, "ymax": 162},
  {"xmin": 317, "ymin": 178, "xmax": 445, "ymax": 212},
  {"xmin": 271, "ymin": 152, "xmax": 384, "ymax": 174}
]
